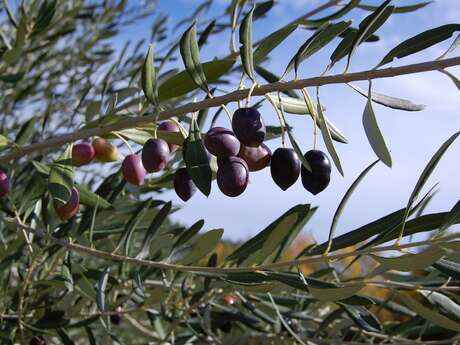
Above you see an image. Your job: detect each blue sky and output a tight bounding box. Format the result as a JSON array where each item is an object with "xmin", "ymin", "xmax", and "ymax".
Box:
[{"xmin": 120, "ymin": 0, "xmax": 459, "ymax": 243}]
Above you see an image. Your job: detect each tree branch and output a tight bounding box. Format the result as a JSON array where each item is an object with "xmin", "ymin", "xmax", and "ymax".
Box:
[
  {"xmin": 1, "ymin": 56, "xmax": 459, "ymax": 164},
  {"xmin": 9, "ymin": 219, "xmax": 460, "ymax": 274}
]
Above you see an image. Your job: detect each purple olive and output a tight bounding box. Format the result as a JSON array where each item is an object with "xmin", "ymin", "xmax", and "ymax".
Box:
[
  {"xmin": 217, "ymin": 157, "xmax": 249, "ymax": 197},
  {"xmin": 0, "ymin": 170, "xmax": 9, "ymax": 198},
  {"xmin": 204, "ymin": 127, "xmax": 240, "ymax": 158},
  {"xmin": 238, "ymin": 143, "xmax": 271, "ymax": 172},
  {"xmin": 232, "ymin": 107, "xmax": 266, "ymax": 147},
  {"xmin": 301, "ymin": 150, "xmax": 331, "ymax": 195},
  {"xmin": 174, "ymin": 168, "xmax": 196, "ymax": 201},
  {"xmin": 142, "ymin": 138, "xmax": 170, "ymax": 173},
  {"xmin": 158, "ymin": 120, "xmax": 180, "ymax": 152},
  {"xmin": 122, "ymin": 154, "xmax": 146, "ymax": 186},
  {"xmin": 54, "ymin": 187, "xmax": 80, "ymax": 221},
  {"xmin": 270, "ymin": 148, "xmax": 300, "ymax": 191},
  {"xmin": 72, "ymin": 143, "xmax": 95, "ymax": 166}
]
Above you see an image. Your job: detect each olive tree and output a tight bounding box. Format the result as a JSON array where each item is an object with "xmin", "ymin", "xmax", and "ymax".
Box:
[{"xmin": 0, "ymin": 0, "xmax": 459, "ymax": 344}]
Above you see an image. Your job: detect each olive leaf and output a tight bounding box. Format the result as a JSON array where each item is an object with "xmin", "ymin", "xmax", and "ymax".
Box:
[
  {"xmin": 254, "ymin": 24, "xmax": 297, "ymax": 63},
  {"xmin": 399, "ymin": 131, "xmax": 460, "ymax": 238},
  {"xmin": 185, "ymin": 116, "xmax": 212, "ymax": 196},
  {"xmin": 362, "ymin": 82, "xmax": 392, "ymax": 167},
  {"xmin": 48, "ymin": 145, "xmax": 74, "ymax": 206},
  {"xmin": 141, "ymin": 44, "xmax": 159, "ymax": 106},
  {"xmin": 378, "ymin": 24, "xmax": 460, "ymax": 67},
  {"xmin": 96, "ymin": 268, "xmax": 109, "ymax": 312},
  {"xmin": 357, "ymin": 1, "xmax": 431, "ymax": 13},
  {"xmin": 180, "ymin": 21, "xmax": 209, "ymax": 93},
  {"xmin": 348, "ymin": 83, "xmax": 425, "ymax": 111},
  {"xmin": 239, "ymin": 6, "xmax": 256, "ymax": 81}
]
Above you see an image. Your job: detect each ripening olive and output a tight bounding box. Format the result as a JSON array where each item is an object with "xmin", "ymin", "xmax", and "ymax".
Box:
[
  {"xmin": 158, "ymin": 120, "xmax": 180, "ymax": 152},
  {"xmin": 217, "ymin": 157, "xmax": 249, "ymax": 197},
  {"xmin": 54, "ymin": 187, "xmax": 80, "ymax": 221},
  {"xmin": 72, "ymin": 143, "xmax": 95, "ymax": 166},
  {"xmin": 122, "ymin": 154, "xmax": 146, "ymax": 186},
  {"xmin": 270, "ymin": 148, "xmax": 300, "ymax": 190},
  {"xmin": 174, "ymin": 168, "xmax": 196, "ymax": 201},
  {"xmin": 232, "ymin": 107, "xmax": 266, "ymax": 147},
  {"xmin": 142, "ymin": 138, "xmax": 170, "ymax": 173},
  {"xmin": 92, "ymin": 138, "xmax": 119, "ymax": 162},
  {"xmin": 204, "ymin": 127, "xmax": 240, "ymax": 158},
  {"xmin": 29, "ymin": 336, "xmax": 46, "ymax": 345},
  {"xmin": 238, "ymin": 143, "xmax": 271, "ymax": 171},
  {"xmin": 300, "ymin": 150, "xmax": 331, "ymax": 195},
  {"xmin": 110, "ymin": 306, "xmax": 123, "ymax": 325}
]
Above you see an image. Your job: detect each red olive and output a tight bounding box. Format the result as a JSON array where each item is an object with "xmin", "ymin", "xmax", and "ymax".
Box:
[
  {"xmin": 72, "ymin": 143, "xmax": 95, "ymax": 166},
  {"xmin": 122, "ymin": 154, "xmax": 146, "ymax": 186},
  {"xmin": 54, "ymin": 187, "xmax": 80, "ymax": 221},
  {"xmin": 158, "ymin": 120, "xmax": 180, "ymax": 152},
  {"xmin": 238, "ymin": 143, "xmax": 271, "ymax": 172}
]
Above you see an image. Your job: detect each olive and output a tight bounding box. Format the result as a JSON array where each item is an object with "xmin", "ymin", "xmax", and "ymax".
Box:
[
  {"xmin": 110, "ymin": 306, "xmax": 123, "ymax": 325},
  {"xmin": 238, "ymin": 143, "xmax": 271, "ymax": 171},
  {"xmin": 72, "ymin": 143, "xmax": 95, "ymax": 166},
  {"xmin": 300, "ymin": 150, "xmax": 331, "ymax": 195},
  {"xmin": 217, "ymin": 157, "xmax": 249, "ymax": 197},
  {"xmin": 232, "ymin": 107, "xmax": 266, "ymax": 147},
  {"xmin": 0, "ymin": 170, "xmax": 9, "ymax": 198},
  {"xmin": 142, "ymin": 138, "xmax": 170, "ymax": 173},
  {"xmin": 270, "ymin": 148, "xmax": 300, "ymax": 190},
  {"xmin": 29, "ymin": 336, "xmax": 46, "ymax": 345},
  {"xmin": 204, "ymin": 127, "xmax": 240, "ymax": 158},
  {"xmin": 92, "ymin": 138, "xmax": 119, "ymax": 162},
  {"xmin": 54, "ymin": 187, "xmax": 80, "ymax": 221},
  {"xmin": 158, "ymin": 120, "xmax": 180, "ymax": 152},
  {"xmin": 122, "ymin": 154, "xmax": 146, "ymax": 186},
  {"xmin": 174, "ymin": 168, "xmax": 196, "ymax": 201}
]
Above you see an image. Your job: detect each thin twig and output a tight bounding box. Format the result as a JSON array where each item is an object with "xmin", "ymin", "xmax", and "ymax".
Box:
[{"xmin": 1, "ymin": 57, "xmax": 459, "ymax": 164}]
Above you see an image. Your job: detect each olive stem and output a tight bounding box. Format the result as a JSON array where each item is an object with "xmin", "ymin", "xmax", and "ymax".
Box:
[
  {"xmin": 1, "ymin": 56, "xmax": 459, "ymax": 163},
  {"xmin": 113, "ymin": 132, "xmax": 134, "ymax": 155},
  {"xmin": 9, "ymin": 218, "xmax": 460, "ymax": 274}
]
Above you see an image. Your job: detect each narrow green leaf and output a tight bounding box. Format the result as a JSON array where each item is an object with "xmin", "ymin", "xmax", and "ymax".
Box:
[
  {"xmin": 76, "ymin": 185, "xmax": 111, "ymax": 209},
  {"xmin": 255, "ymin": 65, "xmax": 298, "ymax": 97},
  {"xmin": 158, "ymin": 58, "xmax": 235, "ymax": 101},
  {"xmin": 348, "ymin": 83, "xmax": 425, "ymax": 111},
  {"xmin": 309, "ymin": 284, "xmax": 364, "ymax": 302},
  {"xmin": 438, "ymin": 33, "xmax": 460, "ymax": 59},
  {"xmin": 15, "ymin": 118, "xmax": 36, "ymax": 145},
  {"xmin": 254, "ymin": 24, "xmax": 297, "ymax": 63},
  {"xmin": 325, "ymin": 160, "xmax": 379, "ymax": 253},
  {"xmin": 422, "ymin": 290, "xmax": 460, "ymax": 321},
  {"xmin": 173, "ymin": 219, "xmax": 205, "ymax": 249},
  {"xmin": 286, "ymin": 21, "xmax": 351, "ymax": 76},
  {"xmin": 357, "ymin": 1, "xmax": 431, "ymax": 13},
  {"xmin": 48, "ymin": 145, "xmax": 74, "ymax": 205},
  {"xmin": 362, "ymin": 83, "xmax": 392, "ymax": 167},
  {"xmin": 185, "ymin": 116, "xmax": 212, "ymax": 196},
  {"xmin": 141, "ymin": 44, "xmax": 159, "ymax": 106},
  {"xmin": 347, "ymin": 1, "xmax": 394, "ymax": 69},
  {"xmin": 303, "ymin": 0, "xmax": 360, "ymax": 25},
  {"xmin": 137, "ymin": 201, "xmax": 172, "ymax": 259},
  {"xmin": 440, "ymin": 200, "xmax": 460, "ymax": 232},
  {"xmin": 399, "ymin": 292, "xmax": 460, "ymax": 332},
  {"xmin": 96, "ymin": 268, "xmax": 109, "ymax": 312},
  {"xmin": 286, "ymin": 129, "xmax": 312, "ymax": 173},
  {"xmin": 177, "ymin": 228, "xmax": 223, "ymax": 265},
  {"xmin": 433, "ymin": 259, "xmax": 460, "ymax": 280},
  {"xmin": 339, "ymin": 304, "xmax": 381, "ymax": 332},
  {"xmin": 378, "ymin": 24, "xmax": 460, "ymax": 67},
  {"xmin": 400, "ymin": 131, "xmax": 460, "ymax": 238},
  {"xmin": 371, "ymin": 246, "xmax": 445, "ymax": 274},
  {"xmin": 239, "ymin": 7, "xmax": 255, "ymax": 81},
  {"xmin": 198, "ymin": 19, "xmax": 216, "ymax": 47},
  {"xmin": 316, "ymin": 94, "xmax": 344, "ymax": 176},
  {"xmin": 227, "ymin": 204, "xmax": 311, "ymax": 262},
  {"xmin": 0, "ymin": 135, "xmax": 9, "ymax": 149},
  {"xmin": 180, "ymin": 22, "xmax": 209, "ymax": 93},
  {"xmin": 267, "ymin": 94, "xmax": 348, "ymax": 143}
]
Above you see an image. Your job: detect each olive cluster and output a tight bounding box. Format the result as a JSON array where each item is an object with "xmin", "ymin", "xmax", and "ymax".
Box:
[{"xmin": 0, "ymin": 109, "xmax": 332, "ymax": 221}]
